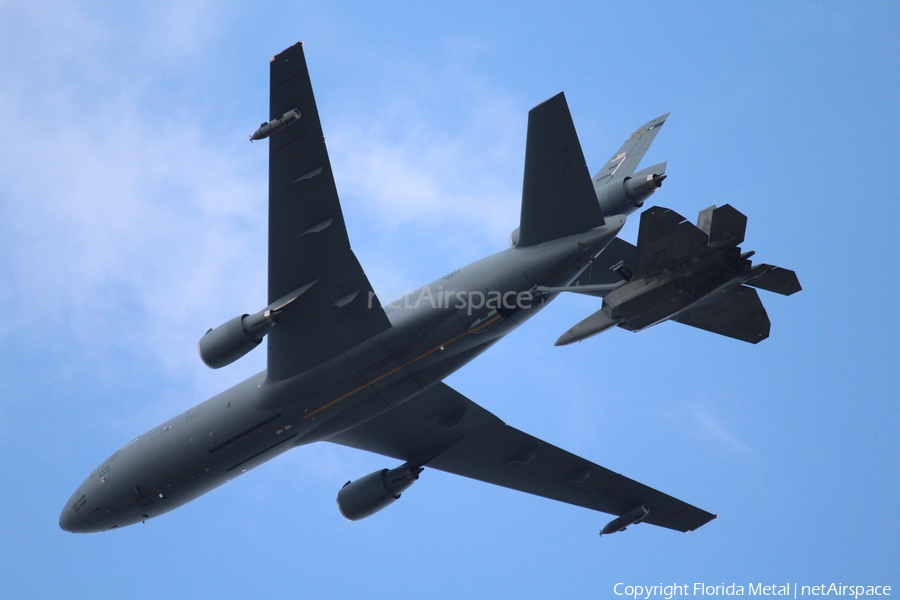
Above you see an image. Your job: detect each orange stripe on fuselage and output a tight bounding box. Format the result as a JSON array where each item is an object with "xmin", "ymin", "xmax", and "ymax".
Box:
[{"xmin": 303, "ymin": 313, "xmax": 502, "ymax": 420}]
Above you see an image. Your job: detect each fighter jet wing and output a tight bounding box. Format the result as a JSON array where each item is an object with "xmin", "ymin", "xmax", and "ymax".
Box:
[
  {"xmin": 634, "ymin": 206, "xmax": 709, "ymax": 278},
  {"xmin": 673, "ymin": 285, "xmax": 771, "ymax": 344},
  {"xmin": 328, "ymin": 382, "xmax": 716, "ymax": 533},
  {"xmin": 264, "ymin": 43, "xmax": 391, "ymax": 380}
]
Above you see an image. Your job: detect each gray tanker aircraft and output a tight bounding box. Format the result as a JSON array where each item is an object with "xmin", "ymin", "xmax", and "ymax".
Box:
[{"xmin": 60, "ymin": 42, "xmax": 799, "ymax": 536}]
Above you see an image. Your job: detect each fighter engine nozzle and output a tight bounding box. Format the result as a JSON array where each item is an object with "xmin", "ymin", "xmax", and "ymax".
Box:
[
  {"xmin": 250, "ymin": 108, "xmax": 300, "ymax": 141},
  {"xmin": 600, "ymin": 504, "xmax": 650, "ymax": 536}
]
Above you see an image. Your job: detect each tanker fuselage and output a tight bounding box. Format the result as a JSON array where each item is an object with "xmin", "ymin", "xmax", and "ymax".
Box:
[{"xmin": 59, "ymin": 221, "xmax": 623, "ymax": 533}]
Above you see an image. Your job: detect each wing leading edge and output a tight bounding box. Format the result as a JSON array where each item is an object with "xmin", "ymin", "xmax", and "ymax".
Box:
[
  {"xmin": 265, "ymin": 43, "xmax": 391, "ymax": 380},
  {"xmin": 516, "ymin": 93, "xmax": 604, "ymax": 247},
  {"xmin": 328, "ymin": 382, "xmax": 716, "ymax": 533}
]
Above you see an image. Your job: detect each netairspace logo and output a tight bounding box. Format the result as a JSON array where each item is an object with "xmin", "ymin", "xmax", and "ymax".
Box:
[
  {"xmin": 370, "ymin": 288, "xmax": 534, "ymax": 316},
  {"xmin": 613, "ymin": 582, "xmax": 892, "ymax": 600}
]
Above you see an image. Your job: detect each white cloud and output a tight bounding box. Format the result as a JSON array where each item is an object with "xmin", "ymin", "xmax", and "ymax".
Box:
[
  {"xmin": 0, "ymin": 5, "xmax": 539, "ymax": 396},
  {"xmin": 679, "ymin": 402, "xmax": 754, "ymax": 456},
  {"xmin": 0, "ymin": 3, "xmax": 266, "ymax": 390},
  {"xmin": 328, "ymin": 80, "xmax": 524, "ymax": 240}
]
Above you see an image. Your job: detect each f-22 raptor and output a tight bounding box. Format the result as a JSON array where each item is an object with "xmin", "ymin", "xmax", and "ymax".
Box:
[{"xmin": 60, "ymin": 42, "xmax": 798, "ymax": 537}]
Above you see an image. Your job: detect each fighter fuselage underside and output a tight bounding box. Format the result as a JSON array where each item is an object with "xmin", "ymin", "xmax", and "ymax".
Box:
[
  {"xmin": 60, "ymin": 221, "xmax": 623, "ymax": 533},
  {"xmin": 608, "ymin": 247, "xmax": 754, "ymax": 332}
]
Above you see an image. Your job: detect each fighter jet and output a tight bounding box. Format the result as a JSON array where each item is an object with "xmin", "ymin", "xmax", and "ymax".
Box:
[
  {"xmin": 553, "ymin": 204, "xmax": 801, "ymax": 346},
  {"xmin": 59, "ymin": 42, "xmax": 797, "ymax": 537}
]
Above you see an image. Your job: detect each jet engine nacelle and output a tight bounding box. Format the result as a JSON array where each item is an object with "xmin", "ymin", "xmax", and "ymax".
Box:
[
  {"xmin": 337, "ymin": 465, "xmax": 422, "ymax": 521},
  {"xmin": 197, "ymin": 284, "xmax": 310, "ymax": 369},
  {"xmin": 197, "ymin": 309, "xmax": 276, "ymax": 369},
  {"xmin": 596, "ymin": 162, "xmax": 667, "ymax": 217},
  {"xmin": 509, "ymin": 226, "xmax": 520, "ymax": 248},
  {"xmin": 600, "ymin": 504, "xmax": 650, "ymax": 536},
  {"xmin": 250, "ymin": 108, "xmax": 300, "ymax": 141}
]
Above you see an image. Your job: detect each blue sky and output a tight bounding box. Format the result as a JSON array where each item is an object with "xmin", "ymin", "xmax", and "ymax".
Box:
[{"xmin": 1, "ymin": 2, "xmax": 898, "ymax": 598}]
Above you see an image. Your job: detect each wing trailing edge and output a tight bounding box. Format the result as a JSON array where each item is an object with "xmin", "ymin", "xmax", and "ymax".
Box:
[
  {"xmin": 328, "ymin": 382, "xmax": 716, "ymax": 533},
  {"xmin": 264, "ymin": 43, "xmax": 391, "ymax": 380},
  {"xmin": 673, "ymin": 286, "xmax": 771, "ymax": 344}
]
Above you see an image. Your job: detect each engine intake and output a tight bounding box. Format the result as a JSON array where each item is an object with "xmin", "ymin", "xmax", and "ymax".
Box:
[{"xmin": 337, "ymin": 465, "xmax": 422, "ymax": 521}]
